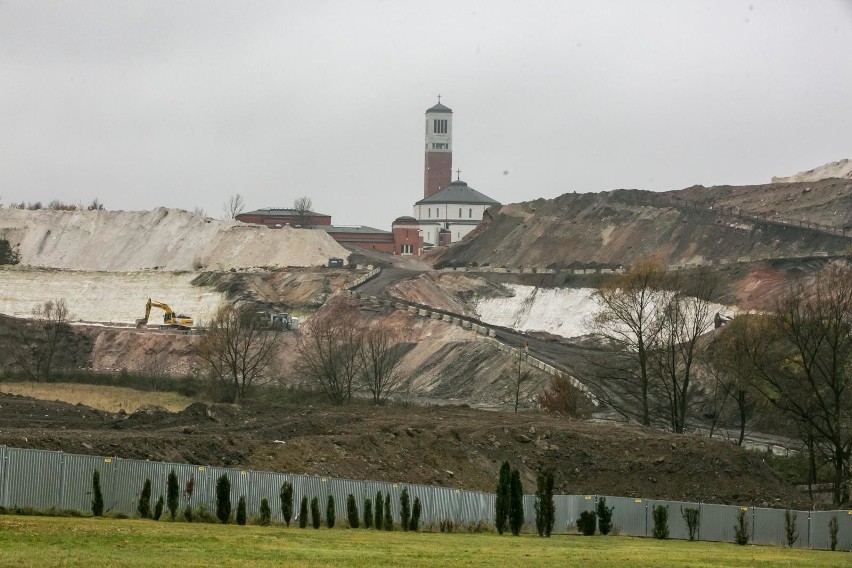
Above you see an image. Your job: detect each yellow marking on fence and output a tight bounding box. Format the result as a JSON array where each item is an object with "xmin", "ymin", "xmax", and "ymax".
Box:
[
  {"xmin": 241, "ymin": 471, "xmax": 247, "ymax": 476},
  {"xmin": 635, "ymin": 499, "xmax": 642, "ymax": 503},
  {"xmin": 104, "ymin": 458, "xmax": 112, "ymax": 463},
  {"xmin": 198, "ymin": 466, "xmax": 205, "ymax": 471}
]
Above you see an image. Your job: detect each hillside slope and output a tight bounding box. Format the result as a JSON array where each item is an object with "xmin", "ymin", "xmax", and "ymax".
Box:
[
  {"xmin": 434, "ymin": 189, "xmax": 851, "ymax": 269},
  {"xmin": 772, "ymin": 158, "xmax": 852, "ymax": 184}
]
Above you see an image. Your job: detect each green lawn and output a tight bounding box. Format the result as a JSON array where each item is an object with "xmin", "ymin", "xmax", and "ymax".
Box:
[{"xmin": 0, "ymin": 516, "xmax": 845, "ymax": 567}]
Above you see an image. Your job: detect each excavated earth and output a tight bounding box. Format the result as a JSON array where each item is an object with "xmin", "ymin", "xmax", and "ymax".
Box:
[{"xmin": 0, "ymin": 393, "xmax": 806, "ymax": 508}]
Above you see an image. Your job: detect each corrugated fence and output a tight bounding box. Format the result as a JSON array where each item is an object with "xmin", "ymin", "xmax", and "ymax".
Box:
[{"xmin": 0, "ymin": 446, "xmax": 849, "ymax": 550}]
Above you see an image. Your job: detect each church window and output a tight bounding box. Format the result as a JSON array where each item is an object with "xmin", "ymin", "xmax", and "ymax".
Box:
[
  {"xmin": 401, "ymin": 244, "xmax": 412, "ymax": 255},
  {"xmin": 458, "ymin": 208, "xmax": 462, "ymax": 217},
  {"xmin": 469, "ymin": 208, "xmax": 473, "ymax": 218},
  {"xmin": 433, "ymin": 119, "xmax": 447, "ymax": 134},
  {"xmin": 431, "ymin": 143, "xmax": 448, "ymax": 150},
  {"xmin": 428, "ymin": 208, "xmax": 431, "ymax": 218}
]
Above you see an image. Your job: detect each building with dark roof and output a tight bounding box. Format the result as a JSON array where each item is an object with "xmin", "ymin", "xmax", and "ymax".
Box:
[{"xmin": 235, "ymin": 208, "xmax": 331, "ymax": 227}]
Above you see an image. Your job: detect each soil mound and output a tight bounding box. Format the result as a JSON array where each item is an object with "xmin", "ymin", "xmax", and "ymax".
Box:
[
  {"xmin": 772, "ymin": 158, "xmax": 852, "ymax": 183},
  {"xmin": 0, "ymin": 207, "xmax": 348, "ymax": 271}
]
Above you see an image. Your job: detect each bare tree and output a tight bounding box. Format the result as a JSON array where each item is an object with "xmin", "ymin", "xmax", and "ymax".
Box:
[
  {"xmin": 586, "ymin": 258, "xmax": 666, "ymax": 425},
  {"xmin": 87, "ymin": 198, "xmax": 104, "ymax": 210},
  {"xmin": 296, "ymin": 300, "xmax": 362, "ymax": 404},
  {"xmin": 357, "ymin": 327, "xmax": 407, "ymax": 404},
  {"xmin": 293, "ymin": 196, "xmax": 313, "ymax": 226},
  {"xmin": 511, "ymin": 349, "xmax": 532, "ymax": 412},
  {"xmin": 649, "ymin": 272, "xmax": 717, "ymax": 433},
  {"xmin": 10, "ymin": 299, "xmax": 71, "ymax": 381},
  {"xmin": 196, "ymin": 304, "xmax": 278, "ymax": 403},
  {"xmin": 223, "ymin": 194, "xmax": 246, "ymax": 220},
  {"xmin": 740, "ymin": 265, "xmax": 852, "ymax": 505},
  {"xmin": 192, "ymin": 206, "xmax": 207, "ymax": 218}
]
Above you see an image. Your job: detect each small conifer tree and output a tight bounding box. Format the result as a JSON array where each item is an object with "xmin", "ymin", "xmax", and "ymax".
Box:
[
  {"xmin": 153, "ymin": 496, "xmax": 164, "ymax": 521},
  {"xmin": 577, "ymin": 510, "xmax": 597, "ymax": 535},
  {"xmin": 509, "ymin": 469, "xmax": 524, "ymax": 536},
  {"xmin": 259, "ymin": 498, "xmax": 271, "ymax": 526},
  {"xmin": 495, "ymin": 461, "xmax": 511, "ymax": 535},
  {"xmin": 374, "ymin": 492, "xmax": 384, "ymax": 529},
  {"xmin": 236, "ymin": 495, "xmax": 247, "ymax": 526},
  {"xmin": 299, "ymin": 496, "xmax": 309, "ymax": 528},
  {"xmin": 400, "ymin": 488, "xmax": 411, "ymax": 531},
  {"xmin": 280, "ymin": 481, "xmax": 294, "ymax": 527},
  {"xmin": 734, "ymin": 509, "xmax": 750, "ymax": 545},
  {"xmin": 828, "ymin": 516, "xmax": 838, "ymax": 551},
  {"xmin": 383, "ymin": 492, "xmax": 393, "ymax": 531},
  {"xmin": 326, "ymin": 495, "xmax": 336, "ymax": 529},
  {"xmin": 137, "ymin": 479, "xmax": 152, "ymax": 519},
  {"xmin": 597, "ymin": 497, "xmax": 614, "ymax": 536},
  {"xmin": 681, "ymin": 507, "xmax": 700, "ymax": 541},
  {"xmin": 363, "ymin": 498, "xmax": 373, "ymax": 529},
  {"xmin": 91, "ymin": 470, "xmax": 104, "ymax": 517},
  {"xmin": 533, "ymin": 469, "xmax": 555, "ymax": 537},
  {"xmin": 167, "ymin": 470, "xmax": 179, "ymax": 521},
  {"xmin": 346, "ymin": 494, "xmax": 359, "ymax": 528},
  {"xmin": 215, "ymin": 474, "xmax": 231, "ymax": 524},
  {"xmin": 784, "ymin": 509, "xmax": 798, "ymax": 547},
  {"xmin": 311, "ymin": 497, "xmax": 321, "ymax": 529},
  {"xmin": 653, "ymin": 505, "xmax": 670, "ymax": 540},
  {"xmin": 410, "ymin": 497, "xmax": 422, "ymax": 531}
]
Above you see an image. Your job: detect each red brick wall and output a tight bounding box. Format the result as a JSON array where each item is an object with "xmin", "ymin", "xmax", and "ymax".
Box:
[
  {"xmin": 392, "ymin": 225, "xmax": 423, "ymax": 255},
  {"xmin": 424, "ymin": 152, "xmax": 452, "ymax": 198}
]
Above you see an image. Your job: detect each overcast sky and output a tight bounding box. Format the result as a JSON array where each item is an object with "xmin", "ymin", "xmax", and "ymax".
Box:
[{"xmin": 1, "ymin": 1, "xmax": 850, "ymax": 229}]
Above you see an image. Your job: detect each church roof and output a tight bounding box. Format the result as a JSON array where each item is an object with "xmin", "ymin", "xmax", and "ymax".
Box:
[
  {"xmin": 320, "ymin": 225, "xmax": 390, "ymax": 235},
  {"xmin": 426, "ymin": 102, "xmax": 452, "ymax": 114},
  {"xmin": 415, "ymin": 180, "xmax": 500, "ymax": 206}
]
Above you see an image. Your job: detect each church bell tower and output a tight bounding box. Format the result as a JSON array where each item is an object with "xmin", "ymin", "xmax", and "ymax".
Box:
[{"xmin": 423, "ymin": 97, "xmax": 453, "ymax": 199}]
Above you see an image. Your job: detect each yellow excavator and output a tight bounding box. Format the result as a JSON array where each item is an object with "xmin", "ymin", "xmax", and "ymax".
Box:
[{"xmin": 136, "ymin": 299, "xmax": 194, "ymax": 330}]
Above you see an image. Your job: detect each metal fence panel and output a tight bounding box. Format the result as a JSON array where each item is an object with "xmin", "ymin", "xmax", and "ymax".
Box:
[
  {"xmin": 549, "ymin": 494, "xmax": 595, "ymax": 534},
  {"xmin": 603, "ymin": 495, "xmax": 647, "ymax": 537},
  {"xmin": 751, "ymin": 508, "xmax": 809, "ymax": 548},
  {"xmin": 60, "ymin": 453, "xmax": 114, "ymax": 513},
  {"xmin": 0, "ymin": 446, "xmax": 6, "ymax": 508},
  {"xmin": 810, "ymin": 510, "xmax": 852, "ymax": 551},
  {"xmin": 699, "ymin": 503, "xmax": 745, "ymax": 543},
  {"xmin": 249, "ymin": 470, "xmax": 290, "ymax": 522},
  {"xmin": 2, "ymin": 448, "xmax": 62, "ymax": 509},
  {"xmin": 647, "ymin": 500, "xmax": 699, "ymax": 541},
  {"xmin": 111, "ymin": 458, "xmax": 177, "ymax": 516}
]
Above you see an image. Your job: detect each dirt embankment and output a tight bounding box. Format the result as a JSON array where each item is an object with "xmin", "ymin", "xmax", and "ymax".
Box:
[
  {"xmin": 772, "ymin": 159, "xmax": 852, "ymax": 185},
  {"xmin": 433, "ymin": 188, "xmax": 852, "ymax": 270},
  {"xmin": 0, "ymin": 393, "xmax": 805, "ymax": 508},
  {"xmin": 0, "ymin": 207, "xmax": 349, "ymax": 271}
]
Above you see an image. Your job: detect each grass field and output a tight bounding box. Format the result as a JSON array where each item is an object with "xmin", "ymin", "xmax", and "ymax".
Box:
[
  {"xmin": 0, "ymin": 382, "xmax": 194, "ymax": 413},
  {"xmin": 0, "ymin": 516, "xmax": 845, "ymax": 567}
]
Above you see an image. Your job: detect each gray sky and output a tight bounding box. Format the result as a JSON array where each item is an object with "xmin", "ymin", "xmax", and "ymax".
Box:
[{"xmin": 1, "ymin": 1, "xmax": 850, "ymax": 230}]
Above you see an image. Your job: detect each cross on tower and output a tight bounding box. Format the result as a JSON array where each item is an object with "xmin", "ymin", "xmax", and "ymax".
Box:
[
  {"xmin": 455, "ymin": 169, "xmax": 461, "ymax": 180},
  {"xmin": 437, "ymin": 94, "xmax": 441, "ymax": 103}
]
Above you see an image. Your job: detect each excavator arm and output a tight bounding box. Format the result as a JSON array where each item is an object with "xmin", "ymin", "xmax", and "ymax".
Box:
[{"xmin": 136, "ymin": 298, "xmax": 193, "ymax": 330}]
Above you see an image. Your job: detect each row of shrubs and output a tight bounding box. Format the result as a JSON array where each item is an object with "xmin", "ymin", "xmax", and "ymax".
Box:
[
  {"xmin": 497, "ymin": 463, "xmax": 843, "ymax": 551},
  {"xmin": 92, "ymin": 469, "xmax": 423, "ymax": 530}
]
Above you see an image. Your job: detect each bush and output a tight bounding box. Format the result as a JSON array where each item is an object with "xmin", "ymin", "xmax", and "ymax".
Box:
[
  {"xmin": 495, "ymin": 461, "xmax": 511, "ymax": 535},
  {"xmin": 400, "ymin": 488, "xmax": 411, "ymax": 531},
  {"xmin": 346, "ymin": 494, "xmax": 359, "ymax": 528},
  {"xmin": 183, "ymin": 507, "xmax": 193, "ymax": 523},
  {"xmin": 363, "ymin": 498, "xmax": 373, "ymax": 529},
  {"xmin": 652, "ymin": 505, "xmax": 669, "ymax": 540},
  {"xmin": 374, "ymin": 492, "xmax": 384, "ymax": 530},
  {"xmin": 153, "ymin": 496, "xmax": 164, "ymax": 521},
  {"xmin": 509, "ymin": 469, "xmax": 524, "ymax": 536},
  {"xmin": 193, "ymin": 503, "xmax": 218, "ymax": 524},
  {"xmin": 326, "ymin": 495, "xmax": 335, "ymax": 529},
  {"xmin": 259, "ymin": 498, "xmax": 271, "ymax": 526},
  {"xmin": 784, "ymin": 509, "xmax": 798, "ymax": 547},
  {"xmin": 280, "ymin": 481, "xmax": 293, "ymax": 527},
  {"xmin": 577, "ymin": 510, "xmax": 597, "ymax": 536},
  {"xmin": 534, "ymin": 469, "xmax": 555, "ymax": 537},
  {"xmin": 310, "ymin": 497, "xmax": 321, "ymax": 529},
  {"xmin": 299, "ymin": 496, "xmax": 308, "ymax": 528},
  {"xmin": 383, "ymin": 492, "xmax": 393, "ymax": 531},
  {"xmin": 0, "ymin": 239, "xmax": 20, "ymax": 265},
  {"xmin": 829, "ymin": 516, "xmax": 838, "ymax": 551},
  {"xmin": 734, "ymin": 509, "xmax": 750, "ymax": 545},
  {"xmin": 410, "ymin": 497, "xmax": 422, "ymax": 532},
  {"xmin": 91, "ymin": 470, "xmax": 104, "ymax": 517},
  {"xmin": 236, "ymin": 496, "xmax": 247, "ymax": 526},
  {"xmin": 215, "ymin": 474, "xmax": 231, "ymax": 524},
  {"xmin": 167, "ymin": 470, "xmax": 179, "ymax": 521},
  {"xmin": 439, "ymin": 518, "xmax": 455, "ymax": 533},
  {"xmin": 596, "ymin": 497, "xmax": 614, "ymax": 536},
  {"xmin": 681, "ymin": 507, "xmax": 700, "ymax": 541},
  {"xmin": 137, "ymin": 479, "xmax": 152, "ymax": 519}
]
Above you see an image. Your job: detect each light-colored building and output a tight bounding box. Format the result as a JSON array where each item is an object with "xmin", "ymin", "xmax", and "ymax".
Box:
[
  {"xmin": 416, "ymin": 99, "xmax": 500, "ymax": 247},
  {"xmin": 414, "ymin": 179, "xmax": 500, "ymax": 246}
]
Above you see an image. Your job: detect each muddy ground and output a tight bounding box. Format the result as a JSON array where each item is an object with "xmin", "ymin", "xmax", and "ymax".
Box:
[{"xmin": 0, "ymin": 392, "xmax": 806, "ymax": 509}]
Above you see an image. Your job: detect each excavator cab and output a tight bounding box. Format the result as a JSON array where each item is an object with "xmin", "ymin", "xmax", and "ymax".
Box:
[{"xmin": 136, "ymin": 299, "xmax": 193, "ymax": 330}]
